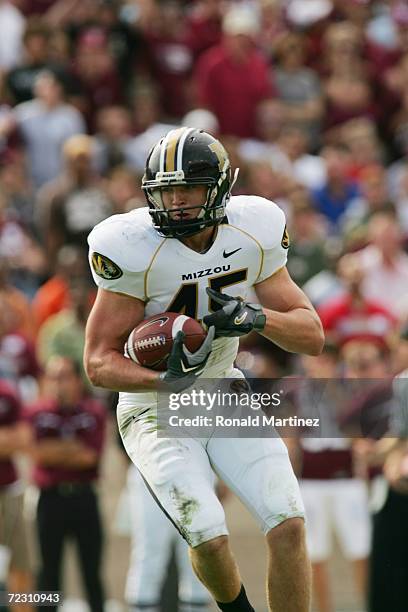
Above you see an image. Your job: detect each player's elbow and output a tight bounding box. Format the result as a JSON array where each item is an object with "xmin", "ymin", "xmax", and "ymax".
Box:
[
  {"xmin": 308, "ymin": 319, "xmax": 325, "ymax": 356},
  {"xmin": 84, "ymin": 351, "xmax": 104, "ymax": 388}
]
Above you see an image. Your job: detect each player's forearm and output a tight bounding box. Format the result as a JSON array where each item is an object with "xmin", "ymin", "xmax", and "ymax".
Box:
[
  {"xmin": 84, "ymin": 348, "xmax": 160, "ymax": 392},
  {"xmin": 259, "ymin": 307, "xmax": 324, "ymax": 355}
]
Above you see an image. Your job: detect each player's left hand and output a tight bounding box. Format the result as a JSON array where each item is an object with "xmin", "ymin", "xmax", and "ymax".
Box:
[{"xmin": 203, "ymin": 287, "xmax": 266, "ymax": 337}]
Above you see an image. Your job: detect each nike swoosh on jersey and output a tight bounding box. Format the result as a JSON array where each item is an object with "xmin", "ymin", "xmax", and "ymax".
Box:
[
  {"xmin": 234, "ymin": 312, "xmax": 248, "ymax": 325},
  {"xmin": 223, "ymin": 248, "xmax": 242, "ymax": 258},
  {"xmin": 181, "ymin": 361, "xmax": 199, "ymax": 373}
]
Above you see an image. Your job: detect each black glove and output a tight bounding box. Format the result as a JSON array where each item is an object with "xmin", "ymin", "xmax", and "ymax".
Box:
[
  {"xmin": 158, "ymin": 326, "xmax": 215, "ymax": 393},
  {"xmin": 203, "ymin": 288, "xmax": 266, "ymax": 338}
]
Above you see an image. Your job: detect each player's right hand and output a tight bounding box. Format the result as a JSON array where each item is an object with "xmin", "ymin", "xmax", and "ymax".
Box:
[{"xmin": 158, "ymin": 326, "xmax": 215, "ymax": 393}]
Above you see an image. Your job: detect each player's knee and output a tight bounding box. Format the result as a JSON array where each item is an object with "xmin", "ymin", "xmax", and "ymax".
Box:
[
  {"xmin": 191, "ymin": 534, "xmax": 229, "ymax": 558},
  {"xmin": 266, "ymin": 517, "xmax": 306, "ymax": 555},
  {"xmin": 183, "ymin": 501, "xmax": 227, "ymax": 548}
]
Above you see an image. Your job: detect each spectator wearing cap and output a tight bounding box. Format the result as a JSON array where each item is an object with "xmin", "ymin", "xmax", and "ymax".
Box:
[
  {"xmin": 24, "ymin": 355, "xmax": 107, "ymax": 612},
  {"xmin": 0, "ymin": 381, "xmax": 32, "ymax": 611},
  {"xmin": 194, "ymin": 4, "xmax": 275, "ymax": 138},
  {"xmin": 36, "ymin": 134, "xmax": 112, "ymax": 262},
  {"xmin": 0, "ymin": 69, "xmax": 86, "ymax": 189}
]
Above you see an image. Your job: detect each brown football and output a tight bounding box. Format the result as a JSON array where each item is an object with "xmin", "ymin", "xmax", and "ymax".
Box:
[{"xmin": 125, "ymin": 312, "xmax": 207, "ymax": 371}]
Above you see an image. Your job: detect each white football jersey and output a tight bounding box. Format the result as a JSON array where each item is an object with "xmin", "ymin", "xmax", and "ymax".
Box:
[{"xmin": 88, "ymin": 195, "xmax": 289, "ymax": 408}]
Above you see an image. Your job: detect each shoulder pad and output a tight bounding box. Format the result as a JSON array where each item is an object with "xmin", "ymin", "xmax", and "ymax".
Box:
[
  {"xmin": 87, "ymin": 208, "xmax": 162, "ymax": 274},
  {"xmin": 226, "ymin": 196, "xmax": 287, "ymax": 251}
]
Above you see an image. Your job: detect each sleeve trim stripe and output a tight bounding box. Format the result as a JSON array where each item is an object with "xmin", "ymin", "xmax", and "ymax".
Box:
[
  {"xmin": 144, "ymin": 238, "xmax": 167, "ymax": 300},
  {"xmin": 98, "ymin": 287, "xmax": 145, "ymax": 300},
  {"xmin": 227, "ymin": 224, "xmax": 264, "ymax": 284},
  {"xmin": 254, "ymin": 264, "xmax": 286, "ymax": 286}
]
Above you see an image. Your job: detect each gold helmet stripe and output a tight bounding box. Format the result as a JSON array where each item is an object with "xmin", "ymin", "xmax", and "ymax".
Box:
[{"xmin": 163, "ymin": 127, "xmax": 188, "ymax": 172}]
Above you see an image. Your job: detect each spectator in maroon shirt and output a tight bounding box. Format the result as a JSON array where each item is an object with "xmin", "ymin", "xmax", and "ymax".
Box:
[
  {"xmin": 184, "ymin": 0, "xmax": 223, "ymax": 61},
  {"xmin": 140, "ymin": 0, "xmax": 196, "ymax": 120},
  {"xmin": 0, "ymin": 380, "xmax": 32, "ymax": 607},
  {"xmin": 24, "ymin": 355, "xmax": 107, "ymax": 612},
  {"xmin": 70, "ymin": 26, "xmax": 123, "ymax": 132},
  {"xmin": 322, "ymin": 22, "xmax": 378, "ymax": 131},
  {"xmin": 194, "ymin": 4, "xmax": 275, "ymax": 138},
  {"xmin": 14, "ymin": 0, "xmax": 56, "ymax": 17}
]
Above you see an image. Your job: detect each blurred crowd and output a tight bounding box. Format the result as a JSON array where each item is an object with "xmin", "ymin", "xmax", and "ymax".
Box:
[{"xmin": 1, "ymin": 0, "xmax": 408, "ymax": 611}]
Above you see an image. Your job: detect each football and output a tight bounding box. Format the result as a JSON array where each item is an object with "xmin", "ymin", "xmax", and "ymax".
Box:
[{"xmin": 125, "ymin": 312, "xmax": 207, "ymax": 371}]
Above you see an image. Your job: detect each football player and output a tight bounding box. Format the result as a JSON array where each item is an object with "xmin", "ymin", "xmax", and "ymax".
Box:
[{"xmin": 84, "ymin": 127, "xmax": 324, "ymax": 612}]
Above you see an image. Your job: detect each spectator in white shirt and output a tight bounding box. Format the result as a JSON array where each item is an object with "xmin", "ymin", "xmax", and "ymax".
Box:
[
  {"xmin": 0, "ymin": 0, "xmax": 25, "ymax": 72},
  {"xmin": 0, "ymin": 68, "xmax": 85, "ymax": 189}
]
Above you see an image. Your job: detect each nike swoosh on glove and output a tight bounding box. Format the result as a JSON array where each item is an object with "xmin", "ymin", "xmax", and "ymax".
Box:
[
  {"xmin": 159, "ymin": 326, "xmax": 215, "ymax": 393},
  {"xmin": 203, "ymin": 287, "xmax": 266, "ymax": 338}
]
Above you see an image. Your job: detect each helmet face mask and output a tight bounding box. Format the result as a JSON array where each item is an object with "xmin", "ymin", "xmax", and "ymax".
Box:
[{"xmin": 142, "ymin": 128, "xmax": 232, "ymax": 238}]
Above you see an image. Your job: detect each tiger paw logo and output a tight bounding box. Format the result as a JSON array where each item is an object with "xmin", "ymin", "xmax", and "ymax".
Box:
[
  {"xmin": 281, "ymin": 226, "xmax": 290, "ymax": 249},
  {"xmin": 91, "ymin": 252, "xmax": 123, "ymax": 280}
]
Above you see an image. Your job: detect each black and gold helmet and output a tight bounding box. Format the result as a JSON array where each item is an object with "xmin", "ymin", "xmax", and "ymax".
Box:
[{"xmin": 142, "ymin": 127, "xmax": 232, "ymax": 238}]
